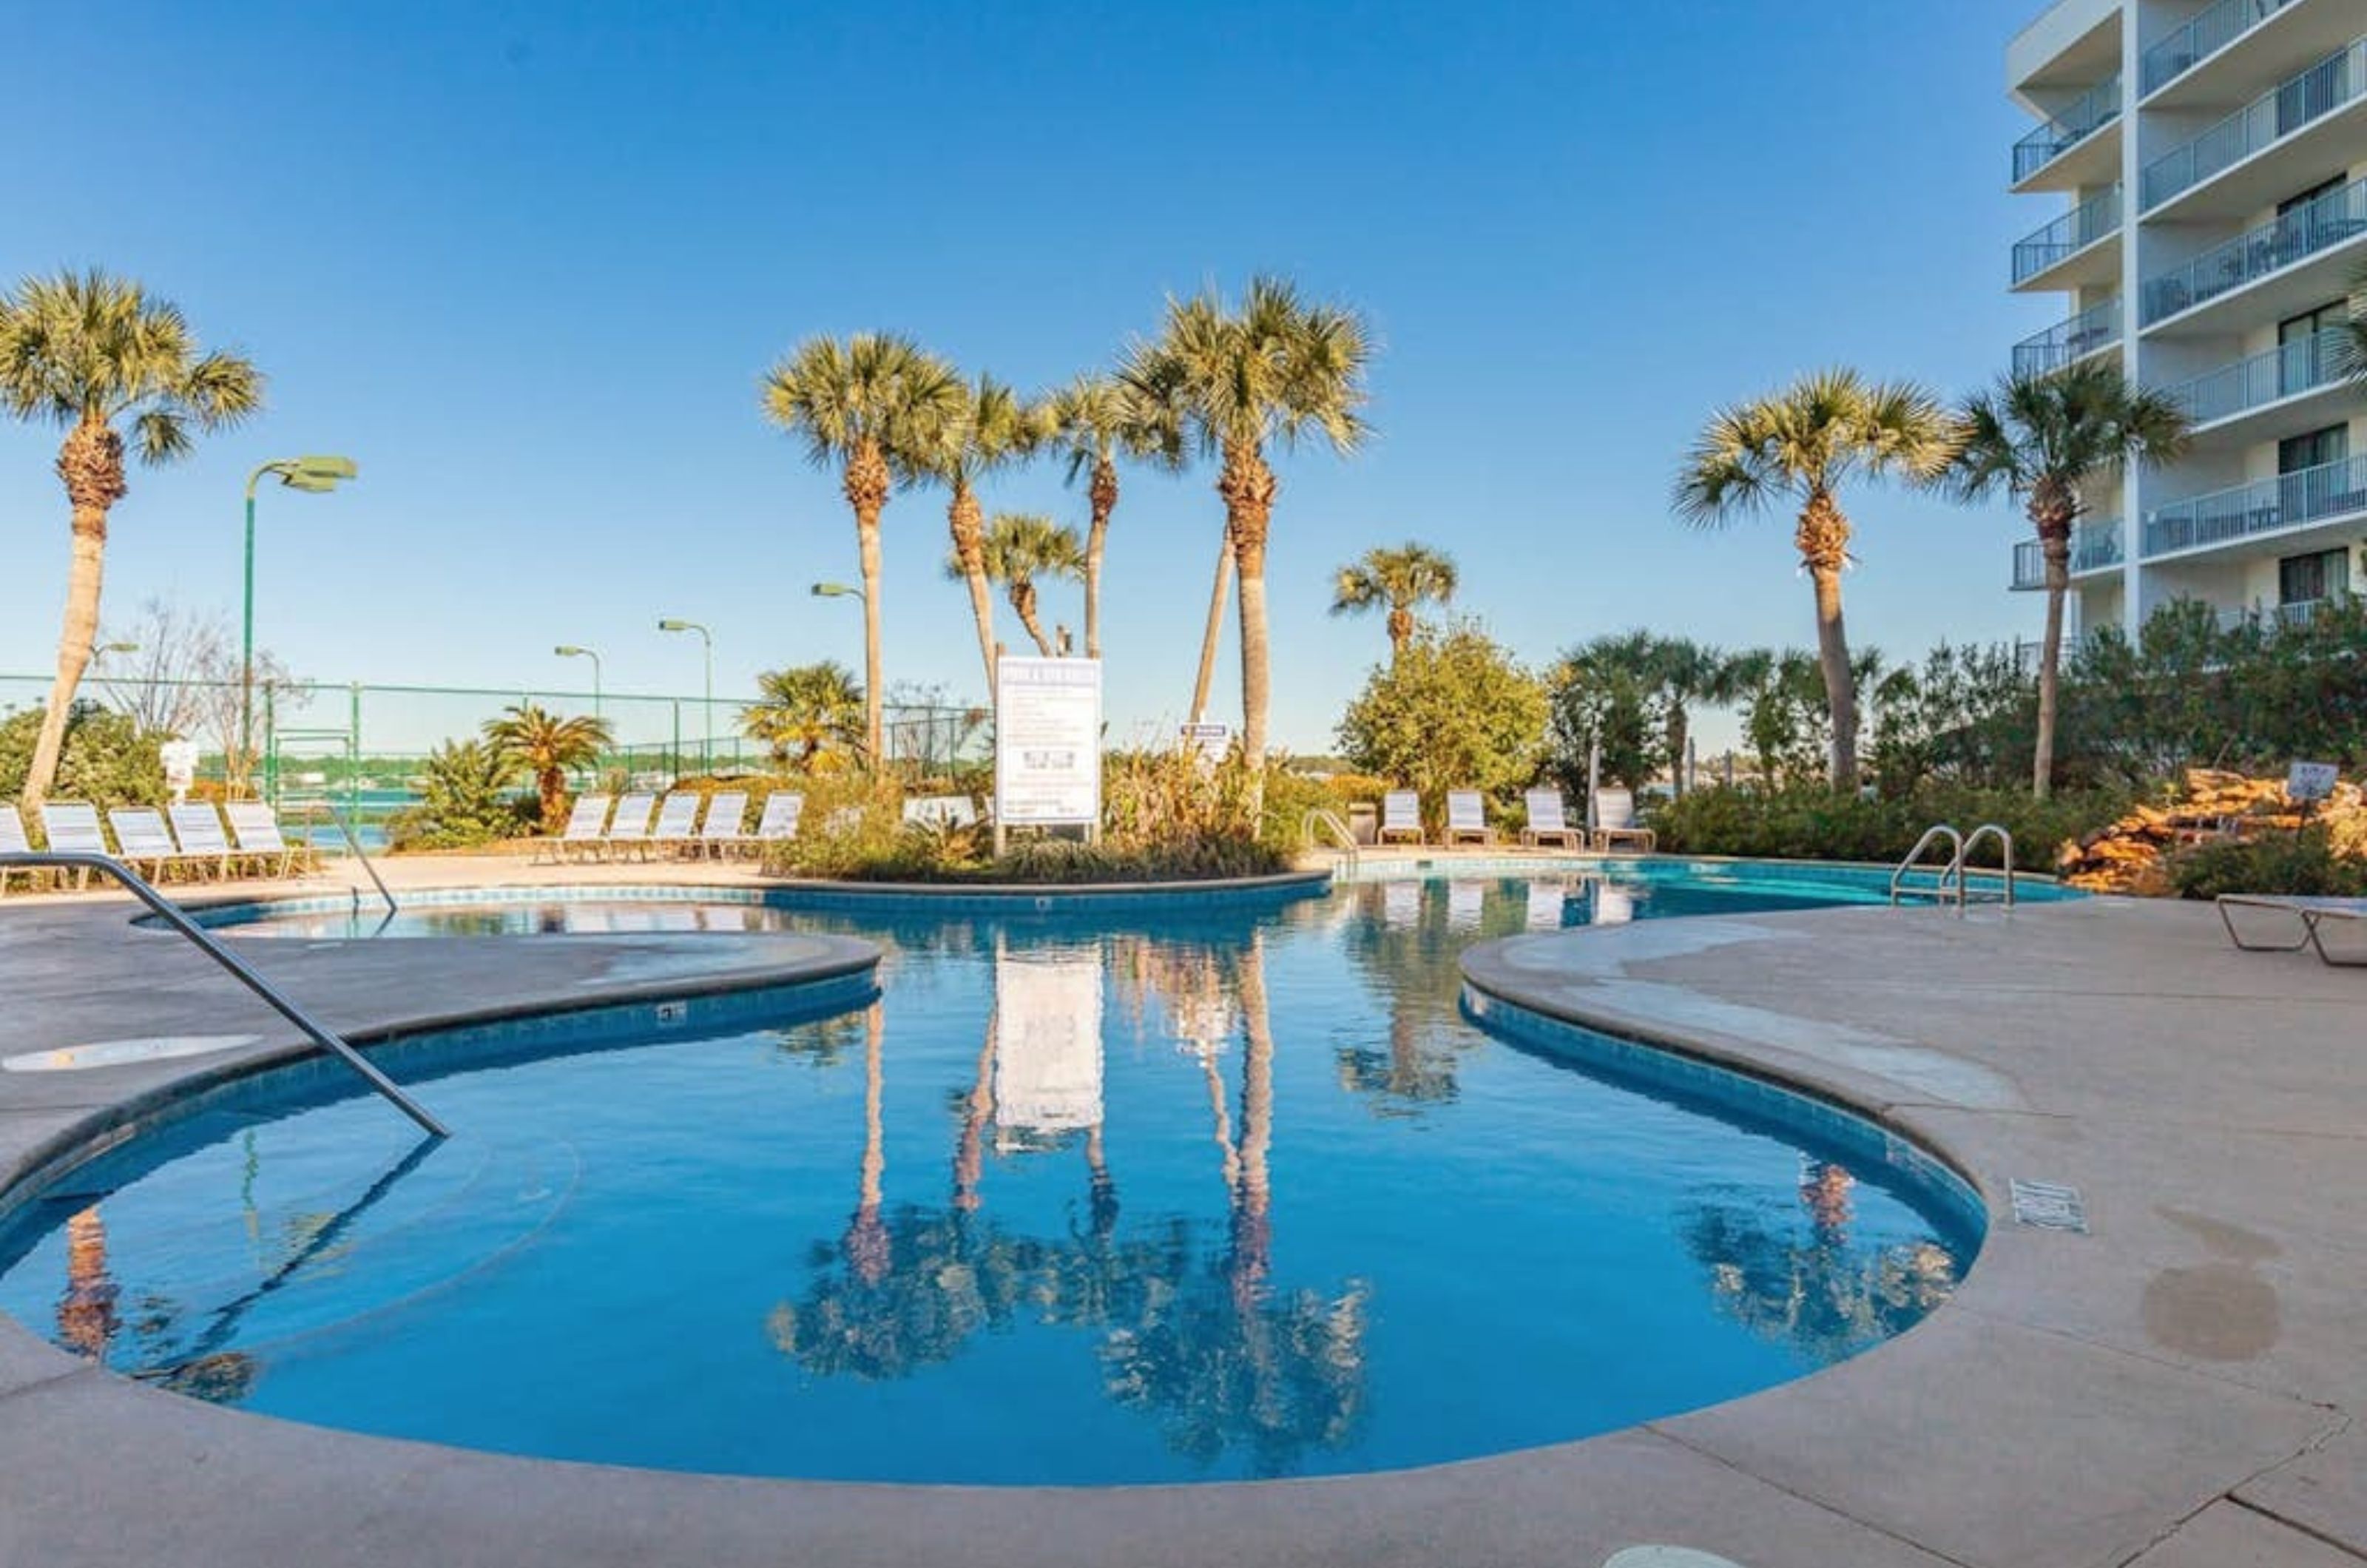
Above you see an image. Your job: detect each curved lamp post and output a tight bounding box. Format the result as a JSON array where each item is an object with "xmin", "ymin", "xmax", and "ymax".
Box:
[
  {"xmin": 657, "ymin": 618, "xmax": 712, "ymax": 773},
  {"xmin": 553, "ymin": 644, "xmax": 603, "ymax": 717},
  {"xmin": 243, "ymin": 456, "xmax": 357, "ymax": 795}
]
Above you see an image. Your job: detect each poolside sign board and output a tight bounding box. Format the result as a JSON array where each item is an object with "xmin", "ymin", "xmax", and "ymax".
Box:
[
  {"xmin": 995, "ymin": 657, "xmax": 1102, "ymax": 831},
  {"xmin": 2288, "ymin": 761, "xmax": 2340, "ymax": 802}
]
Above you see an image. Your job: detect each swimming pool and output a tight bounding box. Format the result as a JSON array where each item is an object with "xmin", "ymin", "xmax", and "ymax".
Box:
[{"xmin": 0, "ymin": 869, "xmax": 1987, "ymax": 1485}]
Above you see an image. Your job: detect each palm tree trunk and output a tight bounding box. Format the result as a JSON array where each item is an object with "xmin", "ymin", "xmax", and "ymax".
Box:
[
  {"xmin": 1189, "ymin": 530, "xmax": 1234, "ymax": 725},
  {"xmin": 949, "ymin": 482, "xmax": 1000, "ymax": 699},
  {"xmin": 1220, "ymin": 444, "xmax": 1279, "ymax": 774},
  {"xmin": 1386, "ymin": 605, "xmax": 1412, "ymax": 667},
  {"xmin": 24, "ymin": 499, "xmax": 110, "ymax": 810},
  {"xmin": 1667, "ymin": 709, "xmax": 1689, "ymax": 799},
  {"xmin": 857, "ymin": 508, "xmax": 886, "ymax": 766},
  {"xmin": 1811, "ymin": 567, "xmax": 1858, "ymax": 792},
  {"xmin": 1084, "ymin": 457, "xmax": 1116, "ymax": 661},
  {"xmin": 2034, "ymin": 523, "xmax": 2073, "ymax": 800},
  {"xmin": 1012, "ymin": 582, "xmax": 1055, "ymax": 657}
]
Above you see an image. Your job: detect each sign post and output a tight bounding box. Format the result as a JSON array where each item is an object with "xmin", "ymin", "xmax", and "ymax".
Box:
[{"xmin": 993, "ymin": 657, "xmax": 1103, "ymax": 856}]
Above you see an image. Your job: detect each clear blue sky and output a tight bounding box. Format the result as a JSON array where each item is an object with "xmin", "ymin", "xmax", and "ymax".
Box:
[{"xmin": 1, "ymin": 0, "xmax": 2050, "ymax": 754}]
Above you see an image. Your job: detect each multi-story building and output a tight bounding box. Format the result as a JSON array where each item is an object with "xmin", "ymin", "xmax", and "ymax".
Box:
[{"xmin": 2008, "ymin": 0, "xmax": 2366, "ymax": 640}]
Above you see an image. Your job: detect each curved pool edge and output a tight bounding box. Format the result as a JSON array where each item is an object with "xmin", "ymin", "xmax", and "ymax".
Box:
[{"xmin": 0, "ymin": 893, "xmax": 2350, "ymax": 1567}]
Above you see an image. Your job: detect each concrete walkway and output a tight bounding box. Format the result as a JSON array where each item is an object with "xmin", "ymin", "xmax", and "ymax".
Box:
[{"xmin": 0, "ymin": 865, "xmax": 2360, "ymax": 1567}]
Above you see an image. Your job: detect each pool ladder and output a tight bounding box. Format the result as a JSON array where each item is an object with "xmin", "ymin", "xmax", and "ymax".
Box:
[
  {"xmin": 1302, "ymin": 808, "xmax": 1360, "ymax": 879},
  {"xmin": 0, "ymin": 850, "xmax": 448, "ymax": 1138},
  {"xmin": 1890, "ymin": 823, "xmax": 2017, "ymax": 910}
]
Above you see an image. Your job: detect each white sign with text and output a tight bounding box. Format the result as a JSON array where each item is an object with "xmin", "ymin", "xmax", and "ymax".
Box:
[{"xmin": 995, "ymin": 657, "xmax": 1103, "ymax": 826}]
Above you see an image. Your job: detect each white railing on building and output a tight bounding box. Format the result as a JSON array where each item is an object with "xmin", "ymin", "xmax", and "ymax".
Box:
[
  {"xmin": 2010, "ymin": 519, "xmax": 2126, "ymax": 589},
  {"xmin": 2141, "ymin": 36, "xmax": 2367, "ymax": 211},
  {"xmin": 2141, "ymin": 177, "xmax": 2367, "ymax": 326},
  {"xmin": 2217, "ymin": 598, "xmax": 2349, "ymax": 633},
  {"xmin": 2172, "ymin": 328, "xmax": 2354, "ymax": 426},
  {"xmin": 2013, "ymin": 186, "xmax": 2123, "ymax": 285},
  {"xmin": 2013, "ymin": 297, "xmax": 2122, "ymax": 376},
  {"xmin": 2144, "ymin": 453, "xmax": 2367, "ymax": 557},
  {"xmin": 2013, "ymin": 74, "xmax": 2124, "ymax": 182},
  {"xmin": 2141, "ymin": 0, "xmax": 2306, "ymax": 98}
]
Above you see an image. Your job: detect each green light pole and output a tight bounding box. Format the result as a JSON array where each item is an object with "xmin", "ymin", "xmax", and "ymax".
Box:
[
  {"xmin": 243, "ymin": 456, "xmax": 357, "ymax": 797},
  {"xmin": 553, "ymin": 644, "xmax": 603, "ymax": 717},
  {"xmin": 658, "ymin": 618, "xmax": 712, "ymax": 774}
]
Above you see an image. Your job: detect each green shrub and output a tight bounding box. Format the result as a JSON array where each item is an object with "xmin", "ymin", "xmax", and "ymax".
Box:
[
  {"xmin": 2168, "ymin": 828, "xmax": 2367, "ymax": 900},
  {"xmin": 388, "ymin": 739, "xmax": 536, "ymax": 851},
  {"xmin": 1652, "ymin": 783, "xmax": 2129, "ymax": 873},
  {"xmin": 0, "ymin": 702, "xmax": 165, "ymax": 810}
]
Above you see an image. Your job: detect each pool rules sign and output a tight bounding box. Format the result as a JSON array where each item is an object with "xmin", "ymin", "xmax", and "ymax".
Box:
[{"xmin": 994, "ymin": 657, "xmax": 1103, "ymax": 847}]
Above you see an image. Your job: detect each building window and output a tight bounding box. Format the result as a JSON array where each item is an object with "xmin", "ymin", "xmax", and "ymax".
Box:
[
  {"xmin": 2279, "ymin": 548, "xmax": 2349, "ymax": 607},
  {"xmin": 2277, "ymin": 175, "xmax": 2346, "ymax": 217},
  {"xmin": 2280, "ymin": 425, "xmax": 2348, "ymax": 475}
]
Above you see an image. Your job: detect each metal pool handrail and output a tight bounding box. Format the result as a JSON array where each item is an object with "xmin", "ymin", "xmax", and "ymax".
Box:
[
  {"xmin": 0, "ymin": 850, "xmax": 448, "ymax": 1138},
  {"xmin": 1301, "ymin": 808, "xmax": 1360, "ymax": 876},
  {"xmin": 324, "ymin": 799, "xmax": 398, "ymax": 925},
  {"xmin": 1891, "ymin": 824, "xmax": 2018, "ymax": 910}
]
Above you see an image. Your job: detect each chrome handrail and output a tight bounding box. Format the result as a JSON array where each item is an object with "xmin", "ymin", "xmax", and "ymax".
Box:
[
  {"xmin": 325, "ymin": 800, "xmax": 397, "ymax": 922},
  {"xmin": 1302, "ymin": 808, "xmax": 1360, "ymax": 878},
  {"xmin": 1960, "ymin": 824, "xmax": 2019, "ymax": 909},
  {"xmin": 1891, "ymin": 825, "xmax": 1964, "ymax": 905},
  {"xmin": 0, "ymin": 851, "xmax": 448, "ymax": 1138}
]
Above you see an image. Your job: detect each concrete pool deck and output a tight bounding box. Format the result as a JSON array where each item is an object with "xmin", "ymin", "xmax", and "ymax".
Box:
[{"xmin": 0, "ymin": 864, "xmax": 2360, "ymax": 1566}]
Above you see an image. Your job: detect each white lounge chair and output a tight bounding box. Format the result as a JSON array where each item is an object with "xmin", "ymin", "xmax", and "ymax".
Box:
[
  {"xmin": 168, "ymin": 804, "xmax": 236, "ymax": 879},
  {"xmin": 224, "ymin": 800, "xmax": 302, "ymax": 879},
  {"xmin": 1591, "ymin": 788, "xmax": 1656, "ymax": 854},
  {"xmin": 649, "ymin": 792, "xmax": 703, "ymax": 857},
  {"xmin": 1378, "ymin": 791, "xmax": 1424, "ymax": 845},
  {"xmin": 699, "ymin": 791, "xmax": 749, "ymax": 859},
  {"xmin": 1, "ymin": 804, "xmax": 36, "ymax": 896},
  {"xmin": 107, "ymin": 808, "xmax": 186, "ymax": 882},
  {"xmin": 602, "ymin": 792, "xmax": 658, "ymax": 862},
  {"xmin": 2218, "ymin": 895, "xmax": 2367, "ymax": 968},
  {"xmin": 1444, "ymin": 790, "xmax": 1491, "ymax": 846},
  {"xmin": 1520, "ymin": 789, "xmax": 1585, "ymax": 849},
  {"xmin": 538, "ymin": 793, "xmax": 612, "ymax": 865},
  {"xmin": 39, "ymin": 803, "xmax": 110, "ymax": 888},
  {"xmin": 752, "ymin": 791, "xmax": 804, "ymax": 851}
]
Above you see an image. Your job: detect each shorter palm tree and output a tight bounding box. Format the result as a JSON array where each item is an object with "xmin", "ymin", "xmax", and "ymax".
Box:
[
  {"xmin": 1329, "ymin": 543, "xmax": 1457, "ymax": 664},
  {"xmin": 1046, "ymin": 373, "xmax": 1181, "ymax": 659},
  {"xmin": 742, "ymin": 661, "xmax": 865, "ymax": 766},
  {"xmin": 483, "ymin": 702, "xmax": 612, "ymax": 834},
  {"xmin": 1948, "ymin": 361, "xmax": 2188, "ymax": 797},
  {"xmin": 951, "ymin": 514, "xmax": 1085, "ymax": 657}
]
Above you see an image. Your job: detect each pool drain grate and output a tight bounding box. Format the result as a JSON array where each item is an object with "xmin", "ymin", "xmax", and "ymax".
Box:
[{"xmin": 2009, "ymin": 1178, "xmax": 2088, "ymax": 1232}]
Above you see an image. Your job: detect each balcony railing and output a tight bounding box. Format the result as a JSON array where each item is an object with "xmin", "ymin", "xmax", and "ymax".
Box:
[
  {"xmin": 2140, "ymin": 177, "xmax": 2367, "ymax": 325},
  {"xmin": 2013, "ymin": 75, "xmax": 2124, "ymax": 182},
  {"xmin": 2218, "ymin": 597, "xmax": 2350, "ymax": 632},
  {"xmin": 2172, "ymin": 328, "xmax": 2354, "ymax": 425},
  {"xmin": 2144, "ymin": 453, "xmax": 2367, "ymax": 556},
  {"xmin": 2141, "ymin": 0, "xmax": 2306, "ymax": 96},
  {"xmin": 2012, "ymin": 298, "xmax": 2122, "ymax": 376},
  {"xmin": 2011, "ymin": 519, "xmax": 2126, "ymax": 589},
  {"xmin": 2013, "ymin": 186, "xmax": 2122, "ymax": 285},
  {"xmin": 2141, "ymin": 37, "xmax": 2367, "ymax": 210}
]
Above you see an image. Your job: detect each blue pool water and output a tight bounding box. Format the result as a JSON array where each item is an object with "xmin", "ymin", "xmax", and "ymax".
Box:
[{"xmin": 0, "ymin": 871, "xmax": 1985, "ymax": 1484}]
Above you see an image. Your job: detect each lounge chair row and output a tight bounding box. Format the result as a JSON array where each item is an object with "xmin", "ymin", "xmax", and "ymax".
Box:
[
  {"xmin": 1, "ymin": 800, "xmax": 305, "ymax": 894},
  {"xmin": 1371, "ymin": 788, "xmax": 1655, "ymax": 853},
  {"xmin": 540, "ymin": 790, "xmax": 805, "ymax": 863}
]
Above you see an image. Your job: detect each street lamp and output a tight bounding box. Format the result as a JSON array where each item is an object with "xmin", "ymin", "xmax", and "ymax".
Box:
[
  {"xmin": 243, "ymin": 455, "xmax": 357, "ymax": 795},
  {"xmin": 553, "ymin": 644, "xmax": 603, "ymax": 717},
  {"xmin": 810, "ymin": 581, "xmax": 866, "ymax": 602},
  {"xmin": 92, "ymin": 641, "xmax": 140, "ymax": 663},
  {"xmin": 657, "ymin": 618, "xmax": 712, "ymax": 773}
]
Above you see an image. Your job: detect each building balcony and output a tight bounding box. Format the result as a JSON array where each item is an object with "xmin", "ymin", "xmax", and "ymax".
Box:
[
  {"xmin": 2217, "ymin": 596, "xmax": 2349, "ymax": 632},
  {"xmin": 2143, "ymin": 453, "xmax": 2367, "ymax": 558},
  {"xmin": 2013, "ymin": 73, "xmax": 2123, "ymax": 186},
  {"xmin": 2011, "ymin": 519, "xmax": 2125, "ymax": 589},
  {"xmin": 2140, "ymin": 34, "xmax": 2367, "ymax": 214},
  {"xmin": 2012, "ymin": 186, "xmax": 2122, "ymax": 288},
  {"xmin": 2141, "ymin": 0, "xmax": 2306, "ymax": 98},
  {"xmin": 2012, "ymin": 297, "xmax": 2122, "ymax": 376},
  {"xmin": 2170, "ymin": 327, "xmax": 2356, "ymax": 430},
  {"xmin": 2139, "ymin": 175, "xmax": 2367, "ymax": 328}
]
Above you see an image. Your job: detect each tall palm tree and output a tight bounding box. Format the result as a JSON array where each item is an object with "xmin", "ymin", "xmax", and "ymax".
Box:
[
  {"xmin": 1948, "ymin": 361, "xmax": 2188, "ymax": 797},
  {"xmin": 1123, "ymin": 277, "xmax": 1373, "ymax": 768},
  {"xmin": 1674, "ymin": 369, "xmax": 1956, "ymax": 792},
  {"xmin": 761, "ymin": 334, "xmax": 964, "ymax": 762},
  {"xmin": 952, "ymin": 513, "xmax": 1085, "ymax": 657},
  {"xmin": 1644, "ymin": 637, "xmax": 1734, "ymax": 797},
  {"xmin": 1045, "ymin": 373, "xmax": 1181, "ymax": 660},
  {"xmin": 0, "ymin": 268, "xmax": 264, "ymax": 808},
  {"xmin": 482, "ymin": 702, "xmax": 612, "ymax": 834},
  {"xmin": 741, "ymin": 660, "xmax": 865, "ymax": 766},
  {"xmin": 1329, "ymin": 543, "xmax": 1458, "ymax": 665},
  {"xmin": 920, "ymin": 373, "xmax": 1048, "ymax": 696}
]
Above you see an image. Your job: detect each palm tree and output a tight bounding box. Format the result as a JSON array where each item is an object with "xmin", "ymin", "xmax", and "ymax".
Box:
[
  {"xmin": 1046, "ymin": 373, "xmax": 1180, "ymax": 660},
  {"xmin": 1123, "ymin": 277, "xmax": 1373, "ymax": 768},
  {"xmin": 1329, "ymin": 543, "xmax": 1458, "ymax": 665},
  {"xmin": 483, "ymin": 702, "xmax": 612, "ymax": 833},
  {"xmin": 741, "ymin": 660, "xmax": 865, "ymax": 766},
  {"xmin": 1949, "ymin": 362, "xmax": 2189, "ymax": 797},
  {"xmin": 919, "ymin": 373, "xmax": 1048, "ymax": 696},
  {"xmin": 0, "ymin": 268, "xmax": 264, "ymax": 808},
  {"xmin": 1645, "ymin": 637, "xmax": 1735, "ymax": 797},
  {"xmin": 1674, "ymin": 369, "xmax": 1956, "ymax": 792},
  {"xmin": 952, "ymin": 513, "xmax": 1085, "ymax": 657},
  {"xmin": 761, "ymin": 334, "xmax": 964, "ymax": 762}
]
